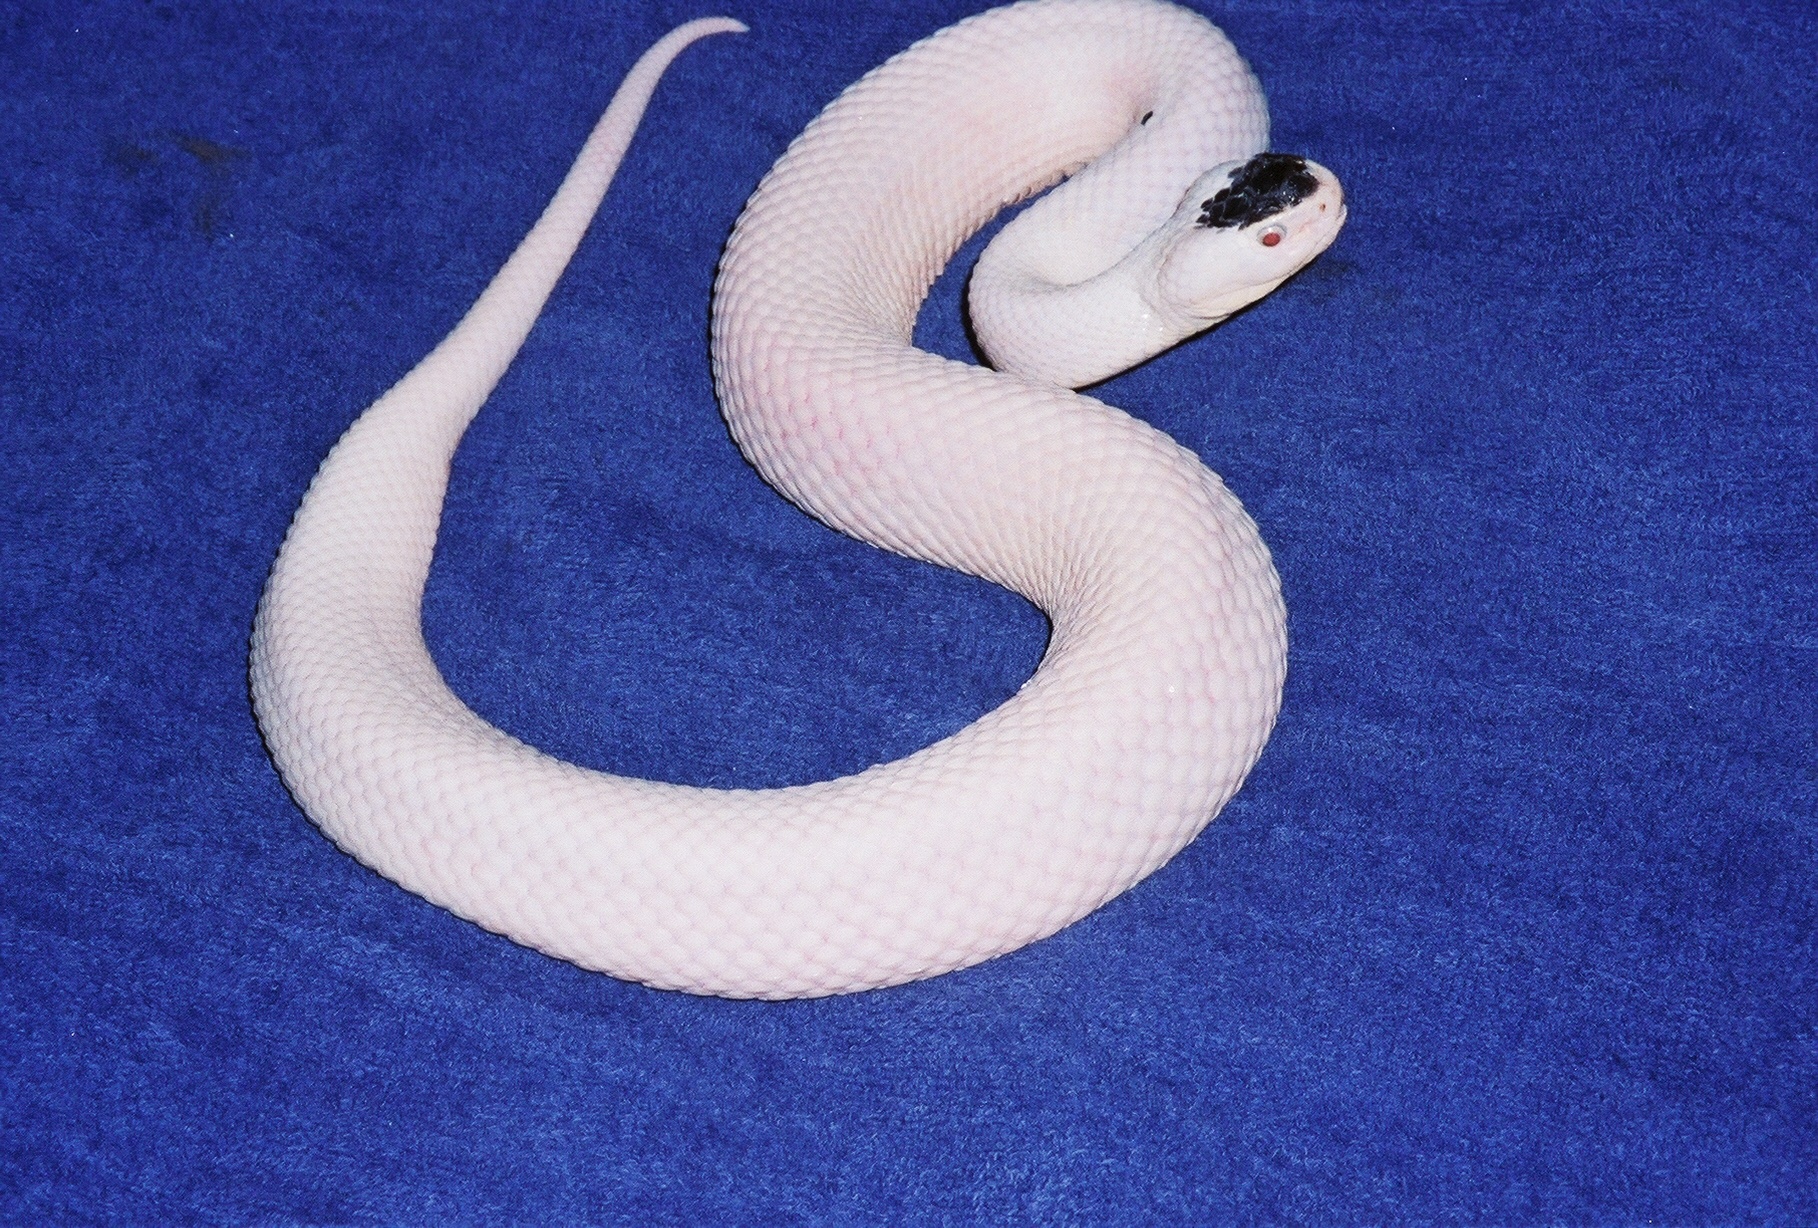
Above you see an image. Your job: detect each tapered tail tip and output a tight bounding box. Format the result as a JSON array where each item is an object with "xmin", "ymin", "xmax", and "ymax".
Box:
[{"xmin": 687, "ymin": 16, "xmax": 748, "ymax": 38}]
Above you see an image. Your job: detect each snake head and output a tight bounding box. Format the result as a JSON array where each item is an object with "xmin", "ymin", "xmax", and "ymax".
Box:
[{"xmin": 1155, "ymin": 153, "xmax": 1346, "ymax": 323}]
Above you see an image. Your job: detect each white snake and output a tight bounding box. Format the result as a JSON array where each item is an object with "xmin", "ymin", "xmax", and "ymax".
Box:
[{"xmin": 250, "ymin": 0, "xmax": 1345, "ymax": 998}]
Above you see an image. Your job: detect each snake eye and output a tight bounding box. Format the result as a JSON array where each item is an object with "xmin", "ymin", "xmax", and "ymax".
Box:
[{"xmin": 1258, "ymin": 224, "xmax": 1285, "ymax": 248}]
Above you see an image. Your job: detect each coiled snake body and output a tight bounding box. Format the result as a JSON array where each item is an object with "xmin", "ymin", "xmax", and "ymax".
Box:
[{"xmin": 251, "ymin": 0, "xmax": 1346, "ymax": 997}]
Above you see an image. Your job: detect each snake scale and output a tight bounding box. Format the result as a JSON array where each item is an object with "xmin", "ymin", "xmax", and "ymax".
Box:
[{"xmin": 250, "ymin": 0, "xmax": 1346, "ymax": 997}]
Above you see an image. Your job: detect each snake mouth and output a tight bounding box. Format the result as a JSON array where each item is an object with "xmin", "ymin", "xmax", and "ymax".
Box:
[{"xmin": 1195, "ymin": 153, "xmax": 1321, "ymax": 229}]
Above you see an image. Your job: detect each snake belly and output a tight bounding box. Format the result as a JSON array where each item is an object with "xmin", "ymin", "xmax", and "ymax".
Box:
[{"xmin": 251, "ymin": 0, "xmax": 1293, "ymax": 998}]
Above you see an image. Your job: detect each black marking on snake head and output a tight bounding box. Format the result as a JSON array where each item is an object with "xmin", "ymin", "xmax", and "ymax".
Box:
[{"xmin": 1196, "ymin": 153, "xmax": 1319, "ymax": 229}]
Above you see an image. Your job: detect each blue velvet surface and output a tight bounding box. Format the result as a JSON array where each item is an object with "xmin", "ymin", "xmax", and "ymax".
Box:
[{"xmin": 4, "ymin": 0, "xmax": 1814, "ymax": 1221}]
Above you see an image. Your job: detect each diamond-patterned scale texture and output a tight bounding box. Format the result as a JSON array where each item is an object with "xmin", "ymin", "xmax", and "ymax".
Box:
[{"xmin": 250, "ymin": 0, "xmax": 1295, "ymax": 998}]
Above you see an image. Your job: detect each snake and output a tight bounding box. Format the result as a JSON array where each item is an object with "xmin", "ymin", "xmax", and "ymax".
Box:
[{"xmin": 249, "ymin": 0, "xmax": 1346, "ymax": 998}]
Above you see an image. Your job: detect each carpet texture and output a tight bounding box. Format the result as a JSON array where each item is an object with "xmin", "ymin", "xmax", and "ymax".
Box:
[{"xmin": 2, "ymin": 0, "xmax": 1813, "ymax": 1221}]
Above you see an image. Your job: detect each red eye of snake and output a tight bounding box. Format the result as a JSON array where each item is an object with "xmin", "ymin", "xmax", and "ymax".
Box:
[{"xmin": 1260, "ymin": 226, "xmax": 1284, "ymax": 247}]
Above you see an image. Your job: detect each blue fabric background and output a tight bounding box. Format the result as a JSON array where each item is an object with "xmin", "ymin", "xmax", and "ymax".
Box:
[{"xmin": 3, "ymin": 0, "xmax": 1813, "ymax": 1221}]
